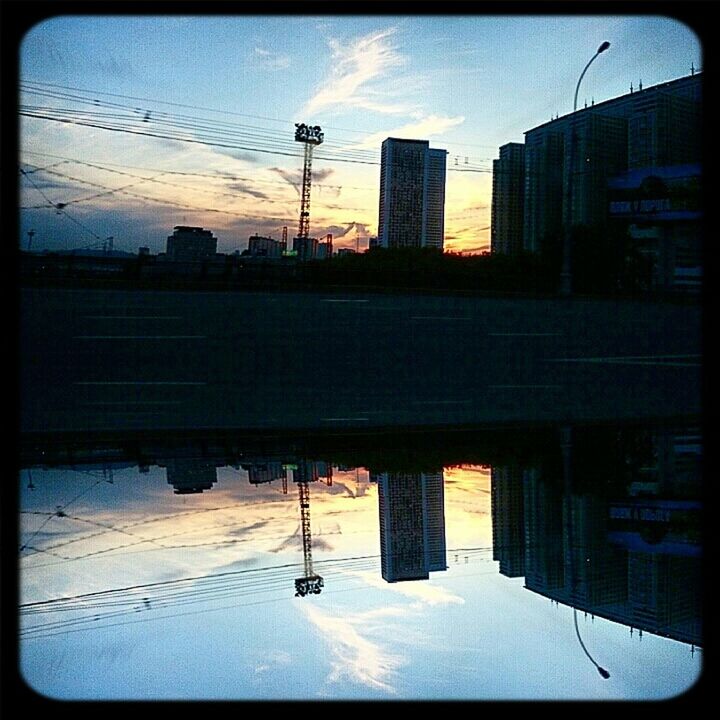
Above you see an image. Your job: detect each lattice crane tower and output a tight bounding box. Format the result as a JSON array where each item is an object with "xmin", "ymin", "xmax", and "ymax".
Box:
[{"xmin": 294, "ymin": 123, "xmax": 324, "ymax": 239}]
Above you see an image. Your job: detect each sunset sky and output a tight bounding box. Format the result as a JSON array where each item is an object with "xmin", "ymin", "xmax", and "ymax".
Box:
[{"xmin": 19, "ymin": 14, "xmax": 701, "ymax": 254}]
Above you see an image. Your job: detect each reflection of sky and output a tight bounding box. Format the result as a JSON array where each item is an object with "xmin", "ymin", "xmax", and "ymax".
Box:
[{"xmin": 19, "ymin": 465, "xmax": 700, "ymax": 700}]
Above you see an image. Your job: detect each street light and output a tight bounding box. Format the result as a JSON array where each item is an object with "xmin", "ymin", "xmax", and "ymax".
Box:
[{"xmin": 560, "ymin": 41, "xmax": 611, "ymax": 296}]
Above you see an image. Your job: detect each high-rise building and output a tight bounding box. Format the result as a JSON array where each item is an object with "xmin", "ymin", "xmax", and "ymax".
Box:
[
  {"xmin": 166, "ymin": 226, "xmax": 217, "ymax": 262},
  {"xmin": 567, "ymin": 114, "xmax": 628, "ymax": 228},
  {"xmin": 377, "ymin": 138, "xmax": 447, "ymax": 249},
  {"xmin": 493, "ymin": 72, "xmax": 701, "ymax": 277},
  {"xmin": 522, "ymin": 131, "xmax": 565, "ymax": 253},
  {"xmin": 491, "ymin": 143, "xmax": 526, "ymax": 254},
  {"xmin": 377, "ymin": 471, "xmax": 447, "ymax": 582},
  {"xmin": 628, "ymin": 91, "xmax": 701, "ymax": 169}
]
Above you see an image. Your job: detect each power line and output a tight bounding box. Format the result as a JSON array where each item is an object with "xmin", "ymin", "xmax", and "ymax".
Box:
[
  {"xmin": 21, "ymin": 111, "xmax": 382, "ymax": 167},
  {"xmin": 20, "ymin": 164, "xmax": 292, "ymax": 222},
  {"xmin": 22, "ymin": 78, "xmax": 500, "ymax": 154},
  {"xmin": 18, "ymin": 166, "xmax": 104, "ymax": 242},
  {"xmin": 21, "ymin": 150, "xmax": 376, "ymax": 191},
  {"xmin": 20, "ymin": 81, "xmax": 493, "ymax": 170}
]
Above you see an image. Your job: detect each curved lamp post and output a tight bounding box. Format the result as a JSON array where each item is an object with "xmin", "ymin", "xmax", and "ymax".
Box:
[{"xmin": 560, "ymin": 41, "xmax": 611, "ymax": 296}]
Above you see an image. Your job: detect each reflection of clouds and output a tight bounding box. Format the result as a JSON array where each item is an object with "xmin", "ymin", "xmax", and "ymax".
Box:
[
  {"xmin": 255, "ymin": 650, "xmax": 291, "ymax": 676},
  {"xmin": 303, "ymin": 604, "xmax": 405, "ymax": 694},
  {"xmin": 348, "ymin": 570, "xmax": 465, "ymax": 607},
  {"xmin": 303, "ymin": 568, "xmax": 465, "ymax": 694}
]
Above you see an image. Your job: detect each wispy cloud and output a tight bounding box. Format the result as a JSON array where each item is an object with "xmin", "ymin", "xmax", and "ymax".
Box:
[
  {"xmin": 253, "ymin": 46, "xmax": 291, "ymax": 71},
  {"xmin": 303, "ymin": 28, "xmax": 413, "ymax": 116},
  {"xmin": 269, "ymin": 166, "xmax": 335, "ymax": 195},
  {"xmin": 225, "ymin": 182, "xmax": 269, "ymax": 200},
  {"xmin": 347, "ymin": 115, "xmax": 465, "ymax": 151},
  {"xmin": 303, "ymin": 604, "xmax": 405, "ymax": 694},
  {"xmin": 349, "ymin": 570, "xmax": 465, "ymax": 606}
]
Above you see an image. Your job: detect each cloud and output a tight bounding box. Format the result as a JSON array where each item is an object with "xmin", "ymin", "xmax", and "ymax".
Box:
[
  {"xmin": 269, "ymin": 166, "xmax": 335, "ymax": 195},
  {"xmin": 347, "ymin": 115, "xmax": 465, "ymax": 151},
  {"xmin": 303, "ymin": 28, "xmax": 413, "ymax": 116},
  {"xmin": 303, "ymin": 604, "xmax": 404, "ymax": 694},
  {"xmin": 210, "ymin": 148, "xmax": 259, "ymax": 164},
  {"xmin": 225, "ymin": 182, "xmax": 269, "ymax": 200},
  {"xmin": 334, "ymin": 221, "xmax": 372, "ymax": 240},
  {"xmin": 253, "ymin": 46, "xmax": 291, "ymax": 70}
]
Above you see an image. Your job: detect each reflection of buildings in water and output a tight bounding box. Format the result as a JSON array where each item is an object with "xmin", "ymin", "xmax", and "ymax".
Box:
[
  {"xmin": 523, "ymin": 467, "xmax": 565, "ymax": 591},
  {"xmin": 490, "ymin": 426, "xmax": 702, "ymax": 647},
  {"xmin": 243, "ymin": 460, "xmax": 287, "ymax": 486},
  {"xmin": 164, "ymin": 459, "xmax": 218, "ymax": 495},
  {"xmin": 490, "ymin": 464, "xmax": 525, "ymax": 577},
  {"xmin": 372, "ymin": 471, "xmax": 447, "ymax": 583}
]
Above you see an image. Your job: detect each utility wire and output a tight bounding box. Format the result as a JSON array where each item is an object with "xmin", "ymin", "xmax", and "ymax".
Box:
[
  {"xmin": 18, "ymin": 166, "xmax": 103, "ymax": 241},
  {"xmin": 22, "ymin": 78, "xmax": 501, "ymax": 153}
]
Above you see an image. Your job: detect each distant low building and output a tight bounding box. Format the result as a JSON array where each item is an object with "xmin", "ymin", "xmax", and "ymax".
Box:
[
  {"xmin": 293, "ymin": 236, "xmax": 319, "ymax": 261},
  {"xmin": 165, "ymin": 459, "xmax": 218, "ymax": 494},
  {"xmin": 166, "ymin": 226, "xmax": 217, "ymax": 262},
  {"xmin": 247, "ymin": 235, "xmax": 283, "ymax": 258},
  {"xmin": 336, "ymin": 248, "xmax": 356, "ymax": 256},
  {"xmin": 316, "ymin": 241, "xmax": 332, "ymax": 259}
]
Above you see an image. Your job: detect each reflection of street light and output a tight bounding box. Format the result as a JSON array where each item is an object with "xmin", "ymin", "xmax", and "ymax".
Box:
[
  {"xmin": 560, "ymin": 41, "xmax": 611, "ymax": 296},
  {"xmin": 574, "ymin": 608, "xmax": 611, "ymax": 679},
  {"xmin": 561, "ymin": 426, "xmax": 610, "ymax": 680}
]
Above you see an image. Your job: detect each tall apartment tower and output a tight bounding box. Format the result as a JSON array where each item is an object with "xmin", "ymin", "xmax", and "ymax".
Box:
[
  {"xmin": 378, "ymin": 138, "xmax": 447, "ymax": 249},
  {"xmin": 491, "ymin": 143, "xmax": 526, "ymax": 254}
]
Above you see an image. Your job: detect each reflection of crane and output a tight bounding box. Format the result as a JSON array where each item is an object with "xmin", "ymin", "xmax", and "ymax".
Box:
[{"xmin": 293, "ymin": 465, "xmax": 324, "ymax": 597}]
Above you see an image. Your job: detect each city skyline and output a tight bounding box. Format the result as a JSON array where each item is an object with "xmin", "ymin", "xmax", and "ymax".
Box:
[{"xmin": 19, "ymin": 15, "xmax": 701, "ymax": 255}]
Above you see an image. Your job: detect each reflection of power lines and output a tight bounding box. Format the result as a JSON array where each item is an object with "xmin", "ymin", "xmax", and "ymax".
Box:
[
  {"xmin": 20, "ymin": 545, "xmax": 493, "ymax": 640},
  {"xmin": 20, "ymin": 547, "xmax": 491, "ymax": 639},
  {"xmin": 19, "ymin": 474, "xmax": 114, "ymax": 554}
]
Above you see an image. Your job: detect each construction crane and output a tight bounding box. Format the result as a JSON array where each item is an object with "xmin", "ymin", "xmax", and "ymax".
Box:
[
  {"xmin": 293, "ymin": 461, "xmax": 324, "ymax": 597},
  {"xmin": 293, "ymin": 123, "xmax": 324, "ymax": 242}
]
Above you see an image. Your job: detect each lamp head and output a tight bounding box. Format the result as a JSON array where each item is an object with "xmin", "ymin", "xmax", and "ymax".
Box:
[
  {"xmin": 598, "ymin": 41, "xmax": 610, "ymax": 53},
  {"xmin": 597, "ymin": 667, "xmax": 610, "ymax": 679}
]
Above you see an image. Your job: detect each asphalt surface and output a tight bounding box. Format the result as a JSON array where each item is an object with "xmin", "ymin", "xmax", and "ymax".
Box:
[{"xmin": 20, "ymin": 287, "xmax": 702, "ymax": 434}]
